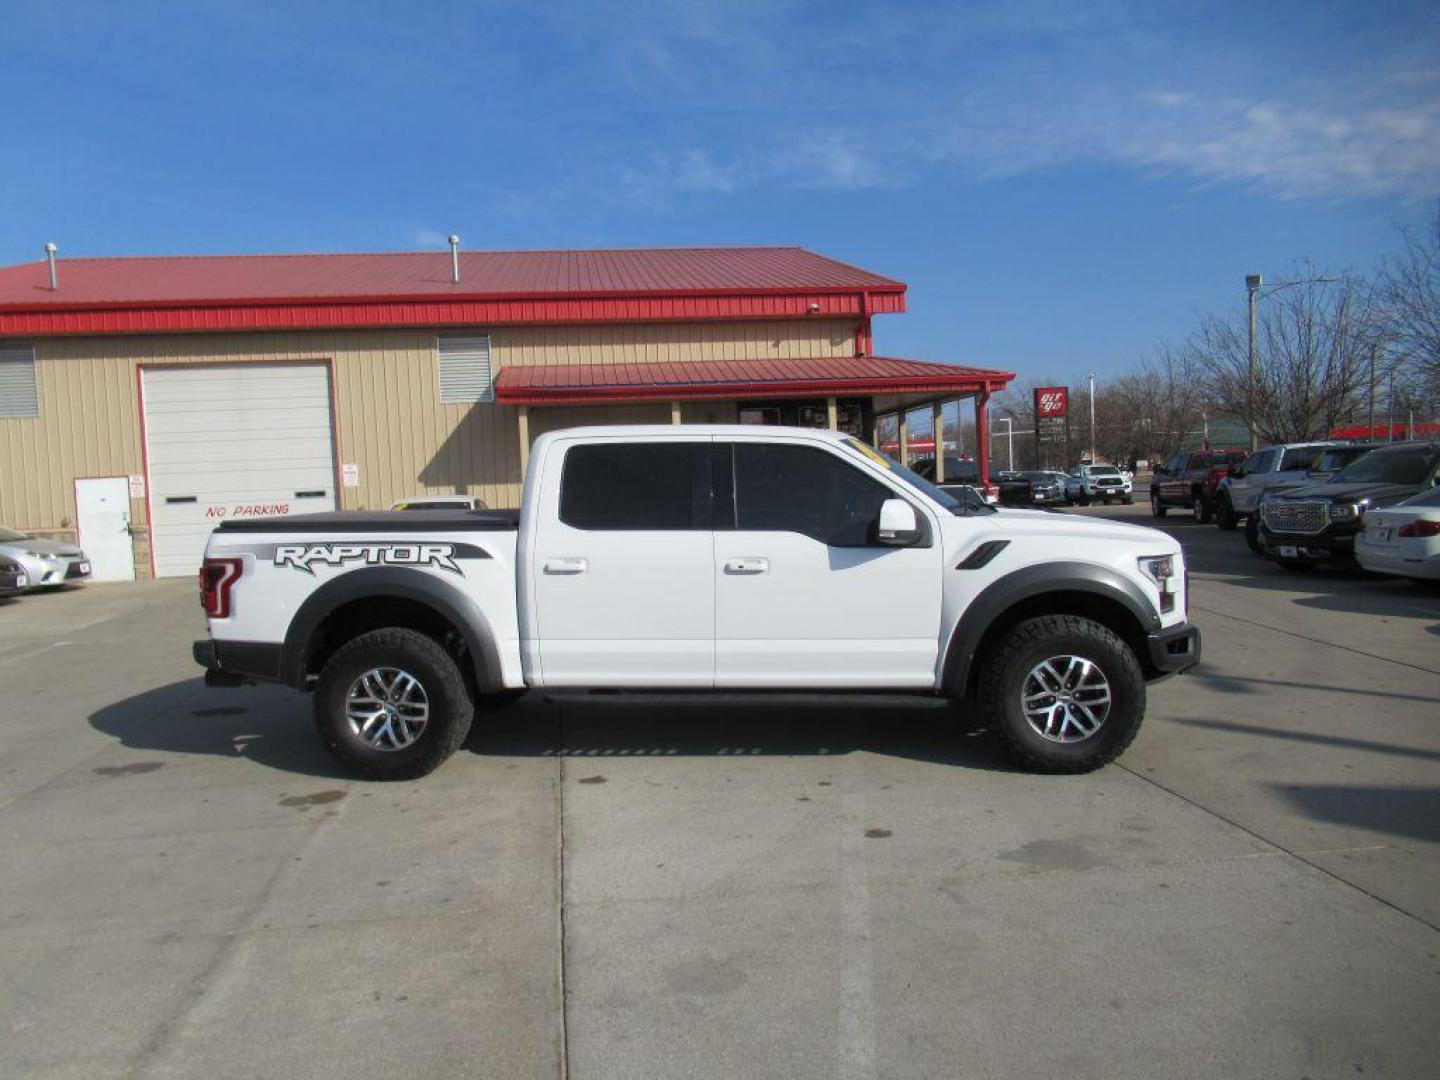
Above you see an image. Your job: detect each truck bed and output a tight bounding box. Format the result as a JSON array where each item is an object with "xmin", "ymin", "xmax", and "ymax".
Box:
[{"xmin": 215, "ymin": 509, "xmax": 521, "ymax": 532}]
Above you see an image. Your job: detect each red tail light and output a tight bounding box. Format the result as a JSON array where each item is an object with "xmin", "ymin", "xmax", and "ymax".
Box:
[
  {"xmin": 1398, "ymin": 520, "xmax": 1440, "ymax": 538},
  {"xmin": 199, "ymin": 558, "xmax": 244, "ymax": 618}
]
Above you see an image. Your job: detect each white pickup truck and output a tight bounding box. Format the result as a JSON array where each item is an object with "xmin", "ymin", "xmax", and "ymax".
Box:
[{"xmin": 194, "ymin": 426, "xmax": 1199, "ymax": 779}]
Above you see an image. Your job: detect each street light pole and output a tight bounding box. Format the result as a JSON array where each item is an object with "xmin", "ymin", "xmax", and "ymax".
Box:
[
  {"xmin": 993, "ymin": 417, "xmax": 1014, "ymax": 471},
  {"xmin": 1087, "ymin": 372, "xmax": 1096, "ymax": 464},
  {"xmin": 1245, "ymin": 274, "xmax": 1262, "ymax": 451}
]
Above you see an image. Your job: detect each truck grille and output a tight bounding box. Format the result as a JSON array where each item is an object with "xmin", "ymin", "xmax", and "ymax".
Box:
[{"xmin": 1261, "ymin": 501, "xmax": 1327, "ymax": 535}]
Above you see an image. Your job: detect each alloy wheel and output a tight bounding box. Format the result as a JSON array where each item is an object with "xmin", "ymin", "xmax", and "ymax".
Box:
[
  {"xmin": 1021, "ymin": 655, "xmax": 1112, "ymax": 743},
  {"xmin": 345, "ymin": 667, "xmax": 430, "ymax": 751}
]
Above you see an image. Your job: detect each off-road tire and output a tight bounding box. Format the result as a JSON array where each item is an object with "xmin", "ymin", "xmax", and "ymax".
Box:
[
  {"xmin": 1215, "ymin": 496, "xmax": 1238, "ymax": 530},
  {"xmin": 1245, "ymin": 514, "xmax": 1264, "ymax": 554},
  {"xmin": 1150, "ymin": 491, "xmax": 1167, "ymax": 517},
  {"xmin": 1192, "ymin": 493, "xmax": 1214, "ymax": 524},
  {"xmin": 313, "ymin": 628, "xmax": 474, "ymax": 780},
  {"xmin": 976, "ymin": 614, "xmax": 1147, "ymax": 774},
  {"xmin": 1121, "ymin": 494, "xmax": 1134, "ymax": 505}
]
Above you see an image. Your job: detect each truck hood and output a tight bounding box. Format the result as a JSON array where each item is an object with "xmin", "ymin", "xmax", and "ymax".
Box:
[
  {"xmin": 967, "ymin": 507, "xmax": 1179, "ymax": 552},
  {"xmin": 1267, "ymin": 480, "xmax": 1423, "ymax": 507}
]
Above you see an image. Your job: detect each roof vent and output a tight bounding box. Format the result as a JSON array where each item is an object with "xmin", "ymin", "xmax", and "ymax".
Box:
[
  {"xmin": 448, "ymin": 235, "xmax": 461, "ymax": 284},
  {"xmin": 45, "ymin": 242, "xmax": 58, "ymax": 290}
]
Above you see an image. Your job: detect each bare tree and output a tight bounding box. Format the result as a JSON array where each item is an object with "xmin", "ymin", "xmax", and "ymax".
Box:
[
  {"xmin": 1191, "ymin": 265, "xmax": 1380, "ymax": 444},
  {"xmin": 1379, "ymin": 207, "xmax": 1440, "ymax": 402},
  {"xmin": 1099, "ymin": 346, "xmax": 1208, "ymax": 466}
]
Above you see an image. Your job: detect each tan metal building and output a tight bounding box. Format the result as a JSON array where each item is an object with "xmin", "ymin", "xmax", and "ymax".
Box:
[{"xmin": 0, "ymin": 246, "xmax": 1012, "ymax": 580}]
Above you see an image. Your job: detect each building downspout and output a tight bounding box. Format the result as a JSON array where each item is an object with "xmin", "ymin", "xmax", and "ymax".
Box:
[
  {"xmin": 855, "ymin": 291, "xmax": 872, "ymax": 356},
  {"xmin": 974, "ymin": 389, "xmax": 992, "ymax": 491}
]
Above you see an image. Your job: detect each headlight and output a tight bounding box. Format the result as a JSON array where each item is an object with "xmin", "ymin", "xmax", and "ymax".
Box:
[
  {"xmin": 1140, "ymin": 555, "xmax": 1175, "ymax": 585},
  {"xmin": 1328, "ymin": 501, "xmax": 1367, "ymax": 520},
  {"xmin": 1141, "ymin": 555, "xmax": 1180, "ymax": 614},
  {"xmin": 23, "ymin": 551, "xmax": 56, "ymax": 560}
]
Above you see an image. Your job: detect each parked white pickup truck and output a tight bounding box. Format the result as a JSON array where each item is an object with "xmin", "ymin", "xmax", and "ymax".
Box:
[{"xmin": 194, "ymin": 426, "xmax": 1199, "ymax": 779}]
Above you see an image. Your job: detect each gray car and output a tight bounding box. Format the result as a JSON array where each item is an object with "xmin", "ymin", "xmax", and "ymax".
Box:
[{"xmin": 0, "ymin": 526, "xmax": 91, "ymax": 591}]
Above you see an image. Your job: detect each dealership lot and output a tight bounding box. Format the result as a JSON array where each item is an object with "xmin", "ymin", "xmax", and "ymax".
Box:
[{"xmin": 2, "ymin": 506, "xmax": 1438, "ymax": 1079}]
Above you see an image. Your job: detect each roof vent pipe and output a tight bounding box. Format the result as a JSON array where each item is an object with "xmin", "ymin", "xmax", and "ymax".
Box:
[
  {"xmin": 45, "ymin": 242, "xmax": 58, "ymax": 290},
  {"xmin": 448, "ymin": 235, "xmax": 460, "ymax": 284}
]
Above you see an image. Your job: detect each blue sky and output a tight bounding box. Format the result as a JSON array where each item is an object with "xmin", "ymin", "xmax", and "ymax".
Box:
[{"xmin": 2, "ymin": 0, "xmax": 1437, "ymax": 379}]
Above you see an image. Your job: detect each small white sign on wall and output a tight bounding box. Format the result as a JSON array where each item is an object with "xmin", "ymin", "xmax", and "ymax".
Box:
[
  {"xmin": 128, "ymin": 475, "xmax": 146, "ymax": 499},
  {"xmin": 341, "ymin": 463, "xmax": 360, "ymax": 488}
]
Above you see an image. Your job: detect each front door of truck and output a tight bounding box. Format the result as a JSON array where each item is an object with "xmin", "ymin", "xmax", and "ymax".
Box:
[
  {"xmin": 712, "ymin": 439, "xmax": 942, "ymax": 687},
  {"xmin": 530, "ymin": 437, "xmax": 716, "ymax": 687}
]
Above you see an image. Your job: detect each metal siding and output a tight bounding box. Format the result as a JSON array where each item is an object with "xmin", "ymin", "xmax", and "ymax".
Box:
[{"xmin": 0, "ymin": 317, "xmax": 918, "ymax": 545}]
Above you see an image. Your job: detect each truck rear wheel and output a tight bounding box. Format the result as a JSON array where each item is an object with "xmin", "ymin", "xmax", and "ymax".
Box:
[
  {"xmin": 1149, "ymin": 491, "xmax": 1166, "ymax": 517},
  {"xmin": 1215, "ymin": 496, "xmax": 1238, "ymax": 530},
  {"xmin": 977, "ymin": 615, "xmax": 1146, "ymax": 774},
  {"xmin": 313, "ymin": 628, "xmax": 474, "ymax": 780}
]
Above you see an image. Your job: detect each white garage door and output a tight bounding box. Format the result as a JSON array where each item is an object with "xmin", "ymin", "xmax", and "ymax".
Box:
[{"xmin": 143, "ymin": 363, "xmax": 338, "ymax": 577}]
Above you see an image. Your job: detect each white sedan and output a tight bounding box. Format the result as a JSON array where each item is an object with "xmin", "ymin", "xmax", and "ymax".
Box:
[{"xmin": 1355, "ymin": 487, "xmax": 1440, "ymax": 581}]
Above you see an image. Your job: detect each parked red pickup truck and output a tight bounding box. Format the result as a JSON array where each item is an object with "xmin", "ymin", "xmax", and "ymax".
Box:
[{"xmin": 1149, "ymin": 449, "xmax": 1249, "ymax": 522}]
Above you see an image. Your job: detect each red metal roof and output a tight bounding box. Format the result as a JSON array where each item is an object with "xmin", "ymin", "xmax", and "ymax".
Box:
[
  {"xmin": 0, "ymin": 247, "xmax": 904, "ymax": 338},
  {"xmin": 495, "ymin": 356, "xmax": 1013, "ymax": 405},
  {"xmin": 0, "ymin": 247, "xmax": 900, "ymax": 305}
]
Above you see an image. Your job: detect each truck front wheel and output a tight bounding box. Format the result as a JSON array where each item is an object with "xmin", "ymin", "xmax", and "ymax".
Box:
[
  {"xmin": 313, "ymin": 628, "xmax": 475, "ymax": 780},
  {"xmin": 977, "ymin": 615, "xmax": 1146, "ymax": 773}
]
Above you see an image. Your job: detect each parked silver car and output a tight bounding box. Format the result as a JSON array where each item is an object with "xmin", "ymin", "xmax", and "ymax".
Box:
[
  {"xmin": 0, "ymin": 526, "xmax": 91, "ymax": 590},
  {"xmin": 0, "ymin": 558, "xmax": 28, "ymax": 596}
]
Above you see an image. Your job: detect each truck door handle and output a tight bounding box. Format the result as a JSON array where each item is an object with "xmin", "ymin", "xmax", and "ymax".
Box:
[
  {"xmin": 544, "ymin": 557, "xmax": 588, "ymax": 575},
  {"xmin": 723, "ymin": 557, "xmax": 769, "ymax": 575}
]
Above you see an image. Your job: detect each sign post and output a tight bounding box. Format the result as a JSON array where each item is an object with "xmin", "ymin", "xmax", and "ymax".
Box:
[{"xmin": 1033, "ymin": 386, "xmax": 1070, "ymax": 469}]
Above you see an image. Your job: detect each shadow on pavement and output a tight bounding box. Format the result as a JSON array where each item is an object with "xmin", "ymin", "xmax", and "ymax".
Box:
[
  {"xmin": 477, "ymin": 692, "xmax": 1021, "ymax": 774},
  {"xmin": 91, "ymin": 682, "xmax": 1023, "ymax": 778},
  {"xmin": 1175, "ymin": 716, "xmax": 1440, "ymax": 764},
  {"xmin": 1271, "ymin": 783, "xmax": 1440, "ymax": 843}
]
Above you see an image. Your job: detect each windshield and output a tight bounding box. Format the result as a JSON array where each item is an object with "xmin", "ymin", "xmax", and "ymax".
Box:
[
  {"xmin": 1087, "ymin": 466, "xmax": 1121, "ymax": 476},
  {"xmin": 843, "ymin": 438, "xmax": 990, "ymax": 514},
  {"xmin": 1335, "ymin": 446, "xmax": 1437, "ymax": 485},
  {"xmin": 1313, "ymin": 447, "xmax": 1370, "ymax": 473},
  {"xmin": 0, "ymin": 527, "xmax": 30, "ymax": 542}
]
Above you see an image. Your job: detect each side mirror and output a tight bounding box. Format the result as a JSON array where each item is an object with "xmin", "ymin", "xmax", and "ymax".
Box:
[
  {"xmin": 1230, "ymin": 466, "xmax": 1244, "ymax": 479},
  {"xmin": 877, "ymin": 498, "xmax": 922, "ymax": 546}
]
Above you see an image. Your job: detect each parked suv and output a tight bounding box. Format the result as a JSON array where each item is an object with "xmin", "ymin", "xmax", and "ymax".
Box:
[
  {"xmin": 1068, "ymin": 464, "xmax": 1133, "ymax": 505},
  {"xmin": 1217, "ymin": 442, "xmax": 1334, "ymax": 529},
  {"xmin": 997, "ymin": 471, "xmax": 1066, "ymax": 506},
  {"xmin": 1228, "ymin": 442, "xmax": 1381, "ymax": 552},
  {"xmin": 1258, "ymin": 441, "xmax": 1440, "ymax": 569},
  {"xmin": 1149, "ymin": 450, "xmax": 1248, "ymax": 522}
]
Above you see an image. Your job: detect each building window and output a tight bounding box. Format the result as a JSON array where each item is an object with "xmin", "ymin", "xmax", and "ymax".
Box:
[
  {"xmin": 437, "ymin": 335, "xmax": 493, "ymax": 404},
  {"xmin": 0, "ymin": 343, "xmax": 38, "ymax": 418}
]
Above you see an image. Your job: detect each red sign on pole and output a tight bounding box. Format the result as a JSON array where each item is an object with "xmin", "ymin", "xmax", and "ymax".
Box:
[{"xmin": 1034, "ymin": 386, "xmax": 1069, "ymax": 418}]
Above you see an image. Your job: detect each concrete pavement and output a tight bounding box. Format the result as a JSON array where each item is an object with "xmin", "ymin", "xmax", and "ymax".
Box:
[{"xmin": 1, "ymin": 510, "xmax": 1437, "ymax": 1078}]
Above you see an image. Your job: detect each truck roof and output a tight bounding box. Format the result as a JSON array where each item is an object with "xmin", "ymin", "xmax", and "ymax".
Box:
[{"xmin": 532, "ymin": 424, "xmax": 855, "ymax": 442}]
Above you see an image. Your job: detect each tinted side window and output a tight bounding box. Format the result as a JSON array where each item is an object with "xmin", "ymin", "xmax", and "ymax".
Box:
[
  {"xmin": 733, "ymin": 443, "xmax": 894, "ymax": 546},
  {"xmin": 560, "ymin": 443, "xmax": 709, "ymax": 530},
  {"xmin": 1279, "ymin": 447, "xmax": 1318, "ymax": 471}
]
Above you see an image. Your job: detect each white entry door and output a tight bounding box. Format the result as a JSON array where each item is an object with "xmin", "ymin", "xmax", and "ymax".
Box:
[
  {"xmin": 142, "ymin": 363, "xmax": 338, "ymax": 577},
  {"xmin": 75, "ymin": 477, "xmax": 135, "ymax": 582}
]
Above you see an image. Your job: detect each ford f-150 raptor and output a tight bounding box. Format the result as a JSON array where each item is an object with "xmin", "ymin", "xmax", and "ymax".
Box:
[{"xmin": 193, "ymin": 426, "xmax": 1200, "ymax": 779}]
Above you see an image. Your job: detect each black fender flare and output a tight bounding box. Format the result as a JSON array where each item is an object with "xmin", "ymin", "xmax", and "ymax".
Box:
[
  {"xmin": 281, "ymin": 567, "xmax": 505, "ymax": 692},
  {"xmin": 942, "ymin": 561, "xmax": 1160, "ymax": 697}
]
